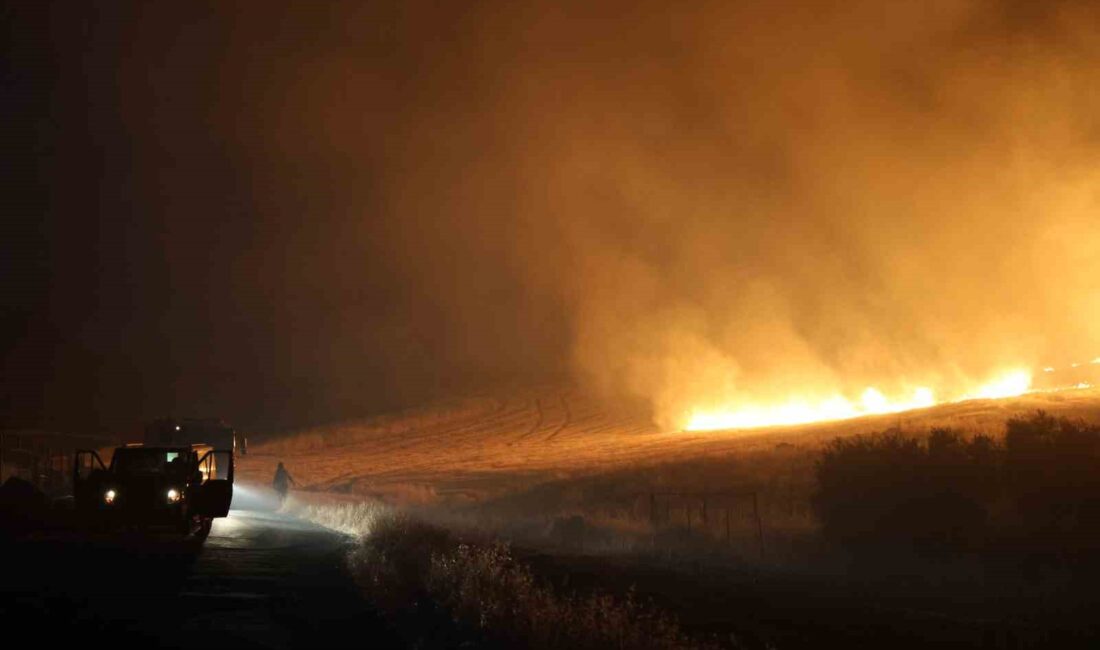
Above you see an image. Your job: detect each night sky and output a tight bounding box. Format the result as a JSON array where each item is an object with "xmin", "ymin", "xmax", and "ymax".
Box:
[{"xmin": 3, "ymin": 3, "xmax": 569, "ymax": 433}]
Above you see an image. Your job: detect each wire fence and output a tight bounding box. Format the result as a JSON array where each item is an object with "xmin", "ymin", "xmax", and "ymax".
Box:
[
  {"xmin": 541, "ymin": 489, "xmax": 777, "ymax": 561},
  {"xmin": 0, "ymin": 430, "xmax": 115, "ymax": 497},
  {"xmin": 642, "ymin": 490, "xmax": 766, "ymax": 559}
]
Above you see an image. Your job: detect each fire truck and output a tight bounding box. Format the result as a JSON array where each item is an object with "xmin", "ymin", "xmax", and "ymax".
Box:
[{"xmin": 72, "ymin": 419, "xmax": 235, "ymax": 537}]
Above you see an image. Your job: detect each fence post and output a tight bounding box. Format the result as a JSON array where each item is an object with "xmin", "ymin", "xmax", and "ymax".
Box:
[
  {"xmin": 725, "ymin": 506, "xmax": 731, "ymax": 546},
  {"xmin": 752, "ymin": 492, "xmax": 765, "ymax": 561}
]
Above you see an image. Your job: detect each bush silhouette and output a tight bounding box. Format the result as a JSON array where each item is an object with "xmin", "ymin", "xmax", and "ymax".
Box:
[
  {"xmin": 1003, "ymin": 411, "xmax": 1100, "ymax": 550},
  {"xmin": 813, "ymin": 428, "xmax": 992, "ymax": 554},
  {"xmin": 814, "ymin": 412, "xmax": 1100, "ymax": 558}
]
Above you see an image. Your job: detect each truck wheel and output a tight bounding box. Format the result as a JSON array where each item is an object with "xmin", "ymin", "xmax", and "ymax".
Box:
[{"xmin": 196, "ymin": 518, "xmax": 213, "ymax": 539}]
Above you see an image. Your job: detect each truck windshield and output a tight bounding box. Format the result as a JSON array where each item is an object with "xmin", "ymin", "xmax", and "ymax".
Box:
[{"xmin": 112, "ymin": 449, "xmax": 190, "ymax": 476}]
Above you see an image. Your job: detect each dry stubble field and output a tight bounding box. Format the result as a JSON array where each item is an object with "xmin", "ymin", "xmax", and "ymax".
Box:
[{"xmin": 239, "ymin": 385, "xmax": 1100, "ymax": 536}]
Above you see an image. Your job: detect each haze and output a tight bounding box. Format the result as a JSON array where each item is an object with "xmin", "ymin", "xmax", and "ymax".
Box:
[{"xmin": 4, "ymin": 0, "xmax": 1099, "ymax": 433}]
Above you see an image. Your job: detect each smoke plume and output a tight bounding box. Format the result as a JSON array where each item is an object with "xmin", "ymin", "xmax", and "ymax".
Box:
[{"xmin": 14, "ymin": 0, "xmax": 1100, "ymax": 430}]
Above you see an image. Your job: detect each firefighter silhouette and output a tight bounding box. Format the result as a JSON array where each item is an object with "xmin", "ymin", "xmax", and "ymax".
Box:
[{"xmin": 272, "ymin": 461, "xmax": 297, "ymax": 505}]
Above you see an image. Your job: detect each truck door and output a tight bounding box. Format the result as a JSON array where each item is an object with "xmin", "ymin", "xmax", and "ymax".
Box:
[
  {"xmin": 73, "ymin": 449, "xmax": 106, "ymax": 510},
  {"xmin": 195, "ymin": 449, "xmax": 234, "ymax": 517}
]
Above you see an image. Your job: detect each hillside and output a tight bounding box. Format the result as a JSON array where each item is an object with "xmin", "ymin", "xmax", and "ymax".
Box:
[{"xmin": 239, "ymin": 385, "xmax": 1100, "ymax": 507}]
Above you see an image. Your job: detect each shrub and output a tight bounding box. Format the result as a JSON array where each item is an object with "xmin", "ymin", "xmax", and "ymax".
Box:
[
  {"xmin": 345, "ymin": 513, "xmax": 712, "ymax": 649},
  {"xmin": 347, "ymin": 511, "xmax": 455, "ymax": 610},
  {"xmin": 814, "ymin": 413, "xmax": 1100, "ymax": 558},
  {"xmin": 429, "ymin": 542, "xmax": 700, "ymax": 649},
  {"xmin": 813, "ymin": 428, "xmax": 992, "ymax": 554},
  {"xmin": 1003, "ymin": 411, "xmax": 1100, "ymax": 549}
]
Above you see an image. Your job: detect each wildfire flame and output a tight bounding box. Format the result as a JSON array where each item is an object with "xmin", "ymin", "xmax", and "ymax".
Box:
[
  {"xmin": 683, "ymin": 369, "xmax": 1035, "ymax": 432},
  {"xmin": 965, "ymin": 370, "xmax": 1031, "ymax": 400}
]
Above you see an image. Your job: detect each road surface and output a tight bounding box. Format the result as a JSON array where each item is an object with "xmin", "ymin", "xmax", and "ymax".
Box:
[{"xmin": 0, "ymin": 485, "xmax": 403, "ymax": 649}]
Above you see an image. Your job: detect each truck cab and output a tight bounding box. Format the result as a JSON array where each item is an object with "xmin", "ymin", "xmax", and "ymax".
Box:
[{"xmin": 73, "ymin": 444, "xmax": 233, "ymax": 537}]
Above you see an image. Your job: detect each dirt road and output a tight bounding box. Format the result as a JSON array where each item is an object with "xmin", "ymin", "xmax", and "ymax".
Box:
[{"xmin": 0, "ymin": 485, "xmax": 402, "ymax": 649}]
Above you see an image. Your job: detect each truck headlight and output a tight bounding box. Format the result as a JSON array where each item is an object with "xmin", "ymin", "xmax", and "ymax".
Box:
[
  {"xmin": 104, "ymin": 489, "xmax": 117, "ymax": 504},
  {"xmin": 167, "ymin": 488, "xmax": 181, "ymax": 503}
]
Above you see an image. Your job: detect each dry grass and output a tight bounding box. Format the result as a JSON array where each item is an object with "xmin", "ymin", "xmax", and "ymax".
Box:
[
  {"xmin": 337, "ymin": 509, "xmax": 716, "ymax": 650},
  {"xmin": 275, "ymin": 394, "xmax": 1100, "ymax": 648},
  {"xmin": 292, "ymin": 499, "xmax": 392, "ymax": 537},
  {"xmin": 238, "ymin": 385, "xmax": 1100, "ymax": 569},
  {"xmin": 242, "ymin": 386, "xmax": 1100, "ymax": 504}
]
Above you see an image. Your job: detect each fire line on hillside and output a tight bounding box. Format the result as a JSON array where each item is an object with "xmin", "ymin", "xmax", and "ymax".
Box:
[{"xmin": 683, "ymin": 360, "xmax": 1099, "ymax": 432}]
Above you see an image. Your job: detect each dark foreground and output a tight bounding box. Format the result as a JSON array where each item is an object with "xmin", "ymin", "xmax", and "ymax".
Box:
[
  {"xmin": 520, "ymin": 549, "xmax": 1100, "ymax": 649},
  {"xmin": 7, "ymin": 494, "xmax": 1100, "ymax": 650},
  {"xmin": 0, "ymin": 505, "xmax": 403, "ymax": 649}
]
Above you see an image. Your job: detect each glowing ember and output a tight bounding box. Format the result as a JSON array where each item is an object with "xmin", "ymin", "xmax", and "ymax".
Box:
[{"xmin": 684, "ymin": 369, "xmax": 1032, "ymax": 432}]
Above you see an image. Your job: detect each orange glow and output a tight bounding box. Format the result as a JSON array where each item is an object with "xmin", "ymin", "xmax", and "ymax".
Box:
[
  {"xmin": 684, "ymin": 369, "xmax": 1033, "ymax": 432},
  {"xmin": 966, "ymin": 370, "xmax": 1031, "ymax": 400}
]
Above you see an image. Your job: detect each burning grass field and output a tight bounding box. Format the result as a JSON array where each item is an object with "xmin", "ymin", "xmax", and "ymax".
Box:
[
  {"xmin": 239, "ymin": 380, "xmax": 1100, "ymax": 575},
  {"xmin": 241, "ymin": 382, "xmax": 1100, "ymax": 511},
  {"xmin": 246, "ymin": 383, "xmax": 1100, "ymax": 648}
]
